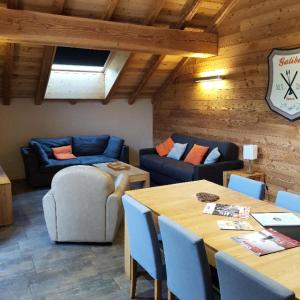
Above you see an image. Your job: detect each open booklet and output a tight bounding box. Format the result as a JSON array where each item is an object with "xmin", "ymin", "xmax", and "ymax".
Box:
[
  {"xmin": 232, "ymin": 228, "xmax": 300, "ymax": 256},
  {"xmin": 203, "ymin": 203, "xmax": 250, "ymax": 219},
  {"xmin": 217, "ymin": 220, "xmax": 254, "ymax": 231}
]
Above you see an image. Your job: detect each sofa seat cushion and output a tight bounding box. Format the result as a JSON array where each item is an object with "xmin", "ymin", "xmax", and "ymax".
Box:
[
  {"xmin": 78, "ymin": 155, "xmax": 116, "ymax": 165},
  {"xmin": 140, "ymin": 154, "xmax": 194, "ymax": 182},
  {"xmin": 31, "ymin": 137, "xmax": 72, "ymax": 159},
  {"xmin": 40, "ymin": 158, "xmax": 82, "ymax": 173},
  {"xmin": 140, "ymin": 154, "xmax": 165, "ymax": 173},
  {"xmin": 72, "ymin": 135, "xmax": 110, "ymax": 156},
  {"xmin": 162, "ymin": 158, "xmax": 194, "ymax": 181}
]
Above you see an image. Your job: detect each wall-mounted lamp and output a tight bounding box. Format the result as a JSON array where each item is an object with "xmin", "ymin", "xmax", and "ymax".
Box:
[{"xmin": 193, "ymin": 75, "xmax": 222, "ymax": 83}]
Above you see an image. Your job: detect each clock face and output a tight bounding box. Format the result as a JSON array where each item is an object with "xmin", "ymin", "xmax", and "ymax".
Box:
[{"xmin": 266, "ymin": 48, "xmax": 300, "ymax": 121}]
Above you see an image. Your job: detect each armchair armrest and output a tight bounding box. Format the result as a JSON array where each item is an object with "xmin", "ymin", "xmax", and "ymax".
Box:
[
  {"xmin": 139, "ymin": 147, "xmax": 157, "ymax": 156},
  {"xmin": 42, "ymin": 191, "xmax": 58, "ymax": 241},
  {"xmin": 106, "ymin": 174, "xmax": 129, "ymax": 242},
  {"xmin": 193, "ymin": 160, "xmax": 244, "ymax": 185}
]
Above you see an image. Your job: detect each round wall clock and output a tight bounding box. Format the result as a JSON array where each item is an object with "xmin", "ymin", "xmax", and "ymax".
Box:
[{"xmin": 266, "ymin": 47, "xmax": 300, "ymax": 121}]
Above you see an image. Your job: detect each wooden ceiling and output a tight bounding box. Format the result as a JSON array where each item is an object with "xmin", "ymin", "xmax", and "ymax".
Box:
[{"xmin": 0, "ymin": 0, "xmax": 235, "ymax": 105}]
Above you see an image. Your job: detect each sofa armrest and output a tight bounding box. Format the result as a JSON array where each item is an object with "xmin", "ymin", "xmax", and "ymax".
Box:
[
  {"xmin": 140, "ymin": 147, "xmax": 157, "ymax": 156},
  {"xmin": 193, "ymin": 160, "xmax": 244, "ymax": 185},
  {"xmin": 20, "ymin": 147, "xmax": 41, "ymax": 179},
  {"xmin": 119, "ymin": 145, "xmax": 129, "ymax": 163}
]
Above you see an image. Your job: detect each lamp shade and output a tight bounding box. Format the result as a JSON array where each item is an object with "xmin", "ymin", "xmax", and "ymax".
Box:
[{"xmin": 243, "ymin": 145, "xmax": 258, "ymax": 160}]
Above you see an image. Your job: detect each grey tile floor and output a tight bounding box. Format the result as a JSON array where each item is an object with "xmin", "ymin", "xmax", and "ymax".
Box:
[{"xmin": 0, "ymin": 181, "xmax": 162, "ymax": 300}]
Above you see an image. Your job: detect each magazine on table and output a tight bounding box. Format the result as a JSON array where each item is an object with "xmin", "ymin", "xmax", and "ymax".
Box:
[
  {"xmin": 232, "ymin": 228, "xmax": 300, "ymax": 256},
  {"xmin": 217, "ymin": 220, "xmax": 254, "ymax": 231},
  {"xmin": 252, "ymin": 212, "xmax": 300, "ymax": 227},
  {"xmin": 203, "ymin": 203, "xmax": 250, "ymax": 219}
]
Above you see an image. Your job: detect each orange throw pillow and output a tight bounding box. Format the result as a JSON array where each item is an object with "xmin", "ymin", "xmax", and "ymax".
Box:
[
  {"xmin": 184, "ymin": 144, "xmax": 209, "ymax": 165},
  {"xmin": 156, "ymin": 138, "xmax": 174, "ymax": 157},
  {"xmin": 52, "ymin": 145, "xmax": 76, "ymax": 160}
]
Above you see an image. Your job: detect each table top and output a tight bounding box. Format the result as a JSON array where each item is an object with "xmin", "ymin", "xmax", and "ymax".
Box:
[
  {"xmin": 94, "ymin": 162, "xmax": 149, "ymax": 178},
  {"xmin": 223, "ymin": 169, "xmax": 264, "ymax": 177},
  {"xmin": 0, "ymin": 166, "xmax": 11, "ymax": 185},
  {"xmin": 126, "ymin": 180, "xmax": 300, "ymax": 299}
]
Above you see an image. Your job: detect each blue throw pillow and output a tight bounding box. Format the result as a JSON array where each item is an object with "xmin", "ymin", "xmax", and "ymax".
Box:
[
  {"xmin": 31, "ymin": 137, "xmax": 72, "ymax": 159},
  {"xmin": 31, "ymin": 141, "xmax": 50, "ymax": 165},
  {"xmin": 72, "ymin": 135, "xmax": 110, "ymax": 156},
  {"xmin": 167, "ymin": 143, "xmax": 188, "ymax": 160},
  {"xmin": 103, "ymin": 136, "xmax": 124, "ymax": 159},
  {"xmin": 204, "ymin": 147, "xmax": 221, "ymax": 164}
]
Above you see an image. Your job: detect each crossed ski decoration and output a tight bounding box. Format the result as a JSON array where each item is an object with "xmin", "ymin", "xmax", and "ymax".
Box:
[{"xmin": 280, "ymin": 70, "xmax": 298, "ymax": 99}]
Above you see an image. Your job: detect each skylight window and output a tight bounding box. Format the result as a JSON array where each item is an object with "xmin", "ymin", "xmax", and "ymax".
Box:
[{"xmin": 53, "ymin": 47, "xmax": 110, "ymax": 70}]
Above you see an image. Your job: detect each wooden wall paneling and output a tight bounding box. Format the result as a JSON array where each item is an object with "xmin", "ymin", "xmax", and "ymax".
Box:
[
  {"xmin": 154, "ymin": 0, "xmax": 300, "ymax": 199},
  {"xmin": 2, "ymin": 43, "xmax": 15, "ymax": 105},
  {"xmin": 34, "ymin": 0, "xmax": 65, "ymax": 105}
]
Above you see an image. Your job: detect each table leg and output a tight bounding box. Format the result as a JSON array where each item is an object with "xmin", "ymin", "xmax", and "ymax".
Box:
[{"xmin": 143, "ymin": 174, "xmax": 150, "ymax": 188}]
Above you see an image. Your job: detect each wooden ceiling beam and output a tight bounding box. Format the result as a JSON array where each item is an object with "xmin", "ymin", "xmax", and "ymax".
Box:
[
  {"xmin": 152, "ymin": 57, "xmax": 189, "ymax": 102},
  {"xmin": 0, "ymin": 8, "xmax": 218, "ymax": 57},
  {"xmin": 129, "ymin": 0, "xmax": 203, "ymax": 104},
  {"xmin": 103, "ymin": 0, "xmax": 120, "ymax": 21},
  {"xmin": 35, "ymin": 0, "xmax": 66, "ymax": 105},
  {"xmin": 172, "ymin": 0, "xmax": 203, "ymax": 30},
  {"xmin": 128, "ymin": 55, "xmax": 165, "ymax": 105},
  {"xmin": 206, "ymin": 0, "xmax": 239, "ymax": 32},
  {"xmin": 144, "ymin": 0, "xmax": 166, "ymax": 26},
  {"xmin": 2, "ymin": 0, "xmax": 20, "ymax": 105}
]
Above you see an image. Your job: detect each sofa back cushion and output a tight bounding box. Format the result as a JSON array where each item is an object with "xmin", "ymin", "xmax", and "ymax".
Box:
[
  {"xmin": 171, "ymin": 133, "xmax": 238, "ymax": 162},
  {"xmin": 72, "ymin": 135, "xmax": 110, "ymax": 156},
  {"xmin": 103, "ymin": 136, "xmax": 124, "ymax": 159},
  {"xmin": 30, "ymin": 137, "xmax": 72, "ymax": 159}
]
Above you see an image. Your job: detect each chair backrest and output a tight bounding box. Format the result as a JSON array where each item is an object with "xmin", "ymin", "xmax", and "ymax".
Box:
[
  {"xmin": 122, "ymin": 195, "xmax": 164, "ymax": 280},
  {"xmin": 276, "ymin": 191, "xmax": 300, "ymax": 213},
  {"xmin": 158, "ymin": 216, "xmax": 214, "ymax": 300},
  {"xmin": 228, "ymin": 174, "xmax": 265, "ymax": 200},
  {"xmin": 51, "ymin": 165, "xmax": 115, "ymax": 241},
  {"xmin": 216, "ymin": 252, "xmax": 295, "ymax": 300}
]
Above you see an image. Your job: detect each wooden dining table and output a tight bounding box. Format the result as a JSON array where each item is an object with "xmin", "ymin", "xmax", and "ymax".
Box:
[{"xmin": 124, "ymin": 180, "xmax": 300, "ymax": 299}]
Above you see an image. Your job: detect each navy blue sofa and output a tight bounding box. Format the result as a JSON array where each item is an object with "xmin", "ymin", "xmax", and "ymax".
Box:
[
  {"xmin": 21, "ymin": 135, "xmax": 129, "ymax": 187},
  {"xmin": 140, "ymin": 133, "xmax": 243, "ymax": 186}
]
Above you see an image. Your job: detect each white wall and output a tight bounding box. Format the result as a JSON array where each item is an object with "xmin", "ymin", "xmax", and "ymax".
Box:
[{"xmin": 0, "ymin": 99, "xmax": 153, "ymax": 180}]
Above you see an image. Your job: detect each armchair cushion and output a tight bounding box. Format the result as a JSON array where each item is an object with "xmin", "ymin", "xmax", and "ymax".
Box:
[
  {"xmin": 72, "ymin": 135, "xmax": 110, "ymax": 156},
  {"xmin": 103, "ymin": 136, "xmax": 124, "ymax": 159}
]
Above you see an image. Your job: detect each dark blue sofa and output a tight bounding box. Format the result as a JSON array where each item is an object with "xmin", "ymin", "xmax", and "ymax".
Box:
[
  {"xmin": 140, "ymin": 133, "xmax": 243, "ymax": 186},
  {"xmin": 21, "ymin": 135, "xmax": 129, "ymax": 187}
]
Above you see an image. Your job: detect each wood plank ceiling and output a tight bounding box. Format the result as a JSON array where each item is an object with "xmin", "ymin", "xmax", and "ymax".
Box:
[{"xmin": 0, "ymin": 0, "xmax": 230, "ymax": 105}]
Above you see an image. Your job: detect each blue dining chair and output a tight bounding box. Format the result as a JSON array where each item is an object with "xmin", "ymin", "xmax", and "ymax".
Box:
[
  {"xmin": 158, "ymin": 216, "xmax": 214, "ymax": 300},
  {"xmin": 216, "ymin": 252, "xmax": 295, "ymax": 300},
  {"xmin": 228, "ymin": 174, "xmax": 265, "ymax": 200},
  {"xmin": 122, "ymin": 195, "xmax": 165, "ymax": 300},
  {"xmin": 276, "ymin": 191, "xmax": 300, "ymax": 213}
]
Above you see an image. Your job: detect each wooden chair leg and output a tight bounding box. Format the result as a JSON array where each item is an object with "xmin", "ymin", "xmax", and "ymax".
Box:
[
  {"xmin": 168, "ymin": 290, "xmax": 175, "ymax": 300},
  {"xmin": 130, "ymin": 257, "xmax": 137, "ymax": 299},
  {"xmin": 154, "ymin": 279, "xmax": 162, "ymax": 300}
]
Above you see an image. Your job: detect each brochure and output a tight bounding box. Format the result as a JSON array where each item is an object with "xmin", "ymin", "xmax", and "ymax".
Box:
[
  {"xmin": 232, "ymin": 228, "xmax": 300, "ymax": 256},
  {"xmin": 252, "ymin": 212, "xmax": 300, "ymax": 227},
  {"xmin": 217, "ymin": 220, "xmax": 254, "ymax": 231},
  {"xmin": 203, "ymin": 203, "xmax": 250, "ymax": 219}
]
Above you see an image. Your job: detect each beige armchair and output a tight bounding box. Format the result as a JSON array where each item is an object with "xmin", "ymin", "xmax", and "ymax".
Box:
[{"xmin": 43, "ymin": 165, "xmax": 128, "ymax": 243}]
